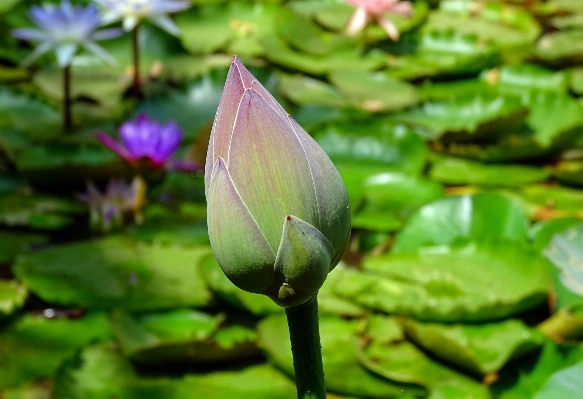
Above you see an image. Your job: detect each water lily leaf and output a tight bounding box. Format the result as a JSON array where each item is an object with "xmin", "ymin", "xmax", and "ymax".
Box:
[
  {"xmin": 333, "ymin": 242, "xmax": 549, "ymax": 322},
  {"xmin": 387, "ymin": 31, "xmax": 499, "ymax": 81},
  {"xmin": 13, "ymin": 141, "xmax": 123, "ymax": 189},
  {"xmin": 515, "ymin": 184, "xmax": 583, "ymax": 220},
  {"xmin": 535, "ymin": 30, "xmax": 583, "ymax": 67},
  {"xmin": 492, "ymin": 341, "xmax": 583, "ymax": 399},
  {"xmin": 313, "ymin": 117, "xmax": 428, "ymax": 173},
  {"xmin": 553, "ymin": 160, "xmax": 583, "ymax": 187},
  {"xmin": 278, "ymin": 74, "xmax": 346, "ymax": 108},
  {"xmin": 482, "ymin": 64, "xmax": 570, "ymax": 95},
  {"xmin": 429, "ymin": 156, "xmax": 550, "ymax": 186},
  {"xmin": 0, "ymin": 281, "xmax": 27, "ymax": 320},
  {"xmin": 570, "ymin": 67, "xmax": 583, "ymax": 95},
  {"xmin": 0, "ymin": 192, "xmax": 81, "ymax": 230},
  {"xmin": 257, "ymin": 313, "xmax": 424, "ymax": 398},
  {"xmin": 121, "ymin": 364, "xmax": 296, "ymax": 399},
  {"xmin": 0, "ymin": 380, "xmax": 53, "ymax": 399},
  {"xmin": 0, "ymin": 87, "xmax": 61, "ymax": 140},
  {"xmin": 395, "ymin": 94, "xmax": 526, "ymax": 140},
  {"xmin": 54, "ymin": 341, "xmax": 137, "ymax": 399},
  {"xmin": 198, "ymin": 254, "xmax": 281, "ymax": 316},
  {"xmin": 109, "ymin": 309, "xmax": 258, "ymax": 365},
  {"xmin": 523, "ymin": 92, "xmax": 583, "ymax": 148},
  {"xmin": 328, "ymin": 70, "xmax": 419, "ymax": 113},
  {"xmin": 260, "ymin": 34, "xmax": 386, "ymax": 75},
  {"xmin": 177, "ymin": 2, "xmax": 279, "ymax": 57},
  {"xmin": 402, "ymin": 318, "xmax": 546, "ymax": 375},
  {"xmin": 393, "ymin": 193, "xmax": 529, "ymax": 253},
  {"xmin": 544, "ymin": 223, "xmax": 583, "ymax": 299},
  {"xmin": 0, "ymin": 311, "xmax": 111, "ymax": 389},
  {"xmin": 287, "ymin": 0, "xmax": 353, "ymax": 31},
  {"xmin": 358, "ymin": 315, "xmax": 490, "ymax": 399},
  {"xmin": 533, "ymin": 359, "xmax": 583, "ymax": 399},
  {"xmin": 530, "ymin": 217, "xmax": 583, "ymax": 252},
  {"xmin": 425, "ymin": 2, "xmax": 540, "ymax": 61},
  {"xmin": 0, "ymin": 231, "xmax": 48, "ymax": 264},
  {"xmin": 13, "ymin": 236, "xmax": 213, "ymax": 311},
  {"xmin": 0, "ymin": 0, "xmax": 21, "ymax": 13}
]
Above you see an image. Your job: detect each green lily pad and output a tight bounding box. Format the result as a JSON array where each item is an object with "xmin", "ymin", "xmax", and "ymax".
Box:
[
  {"xmin": 198, "ymin": 254, "xmax": 281, "ymax": 316},
  {"xmin": 348, "ymin": 171, "xmax": 444, "ymax": 232},
  {"xmin": 429, "ymin": 156, "xmax": 550, "ymax": 187},
  {"xmin": 402, "ymin": 318, "xmax": 546, "ymax": 375},
  {"xmin": 54, "ymin": 341, "xmax": 137, "ymax": 399},
  {"xmin": 425, "ymin": 2, "xmax": 540, "ymax": 61},
  {"xmin": 544, "ymin": 222, "xmax": 583, "ymax": 298},
  {"xmin": 393, "ymin": 193, "xmax": 529, "ymax": 253},
  {"xmin": 313, "ymin": 117, "xmax": 428, "ymax": 173},
  {"xmin": 0, "ymin": 311, "xmax": 111, "ymax": 389},
  {"xmin": 535, "ymin": 30, "xmax": 583, "ymax": 67},
  {"xmin": 257, "ymin": 313, "xmax": 424, "ymax": 398},
  {"xmin": 13, "ymin": 236, "xmax": 213, "ymax": 311},
  {"xmin": 0, "ymin": 380, "xmax": 53, "ymax": 399},
  {"xmin": 482, "ymin": 64, "xmax": 570, "ymax": 95},
  {"xmin": 0, "ymin": 231, "xmax": 48, "ymax": 264},
  {"xmin": 0, "ymin": 87, "xmax": 62, "ymax": 140},
  {"xmin": 515, "ymin": 184, "xmax": 583, "ymax": 219},
  {"xmin": 278, "ymin": 74, "xmax": 346, "ymax": 108},
  {"xmin": 358, "ymin": 315, "xmax": 490, "ymax": 399},
  {"xmin": 492, "ymin": 341, "xmax": 583, "ymax": 399},
  {"xmin": 328, "ymin": 70, "xmax": 419, "ymax": 113},
  {"xmin": 552, "ymin": 160, "xmax": 583, "ymax": 187},
  {"xmin": 395, "ymin": 94, "xmax": 526, "ymax": 140},
  {"xmin": 570, "ymin": 67, "xmax": 583, "ymax": 95},
  {"xmin": 387, "ymin": 31, "xmax": 499, "ymax": 81},
  {"xmin": 0, "ymin": 281, "xmax": 27, "ymax": 319},
  {"xmin": 319, "ymin": 264, "xmax": 368, "ymax": 317},
  {"xmin": 533, "ymin": 359, "xmax": 583, "ymax": 399},
  {"xmin": 530, "ymin": 217, "xmax": 583, "ymax": 252},
  {"xmin": 121, "ymin": 364, "xmax": 296, "ymax": 399},
  {"xmin": 333, "ymin": 242, "xmax": 549, "ymax": 322},
  {"xmin": 110, "ymin": 309, "xmax": 258, "ymax": 365},
  {"xmin": 0, "ymin": 192, "xmax": 82, "ymax": 230}
]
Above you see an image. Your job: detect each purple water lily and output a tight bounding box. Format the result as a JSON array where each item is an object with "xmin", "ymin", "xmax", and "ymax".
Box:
[
  {"xmin": 96, "ymin": 114, "xmax": 198, "ymax": 170},
  {"xmin": 12, "ymin": 0, "xmax": 122, "ymax": 67}
]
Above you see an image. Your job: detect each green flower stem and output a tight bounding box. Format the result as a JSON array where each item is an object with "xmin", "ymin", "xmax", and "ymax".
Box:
[
  {"xmin": 132, "ymin": 24, "xmax": 143, "ymax": 99},
  {"xmin": 285, "ymin": 295, "xmax": 326, "ymax": 399},
  {"xmin": 63, "ymin": 64, "xmax": 72, "ymax": 132}
]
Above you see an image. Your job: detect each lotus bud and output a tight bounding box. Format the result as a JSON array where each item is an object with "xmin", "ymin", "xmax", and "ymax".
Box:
[{"xmin": 205, "ymin": 56, "xmax": 351, "ymax": 308}]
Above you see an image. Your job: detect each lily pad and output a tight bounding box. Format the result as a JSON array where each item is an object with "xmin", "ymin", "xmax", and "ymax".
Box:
[
  {"xmin": 429, "ymin": 156, "xmax": 550, "ymax": 187},
  {"xmin": 0, "ymin": 192, "xmax": 81, "ymax": 230},
  {"xmin": 257, "ymin": 313, "xmax": 424, "ymax": 398},
  {"xmin": 0, "ymin": 231, "xmax": 48, "ymax": 264},
  {"xmin": 392, "ymin": 193, "xmax": 529, "ymax": 253},
  {"xmin": 334, "ymin": 242, "xmax": 549, "ymax": 322},
  {"xmin": 278, "ymin": 74, "xmax": 346, "ymax": 109},
  {"xmin": 395, "ymin": 94, "xmax": 526, "ymax": 140},
  {"xmin": 482, "ymin": 64, "xmax": 570, "ymax": 95},
  {"xmin": 121, "ymin": 364, "xmax": 296, "ymax": 399},
  {"xmin": 535, "ymin": 30, "xmax": 583, "ymax": 67},
  {"xmin": 544, "ymin": 223, "xmax": 583, "ymax": 298},
  {"xmin": 358, "ymin": 315, "xmax": 490, "ymax": 399},
  {"xmin": 313, "ymin": 117, "xmax": 428, "ymax": 173},
  {"xmin": 552, "ymin": 160, "xmax": 583, "ymax": 187},
  {"xmin": 13, "ymin": 236, "xmax": 213, "ymax": 311},
  {"xmin": 402, "ymin": 318, "xmax": 546, "ymax": 375},
  {"xmin": 0, "ymin": 281, "xmax": 27, "ymax": 319},
  {"xmin": 109, "ymin": 309, "xmax": 258, "ymax": 365},
  {"xmin": 0, "ymin": 311, "xmax": 111, "ymax": 389},
  {"xmin": 328, "ymin": 70, "xmax": 419, "ymax": 113},
  {"xmin": 54, "ymin": 341, "xmax": 137, "ymax": 399},
  {"xmin": 533, "ymin": 359, "xmax": 583, "ymax": 399}
]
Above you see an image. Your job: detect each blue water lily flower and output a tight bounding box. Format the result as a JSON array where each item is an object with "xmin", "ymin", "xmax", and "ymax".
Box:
[
  {"xmin": 94, "ymin": 0, "xmax": 190, "ymax": 36},
  {"xmin": 12, "ymin": 0, "xmax": 122, "ymax": 67}
]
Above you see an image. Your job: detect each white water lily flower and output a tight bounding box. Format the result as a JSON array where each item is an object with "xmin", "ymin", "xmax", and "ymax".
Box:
[
  {"xmin": 12, "ymin": 0, "xmax": 122, "ymax": 67},
  {"xmin": 94, "ymin": 0, "xmax": 190, "ymax": 36}
]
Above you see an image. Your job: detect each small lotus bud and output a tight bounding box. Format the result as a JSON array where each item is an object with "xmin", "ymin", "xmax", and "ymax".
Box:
[{"xmin": 205, "ymin": 56, "xmax": 351, "ymax": 307}]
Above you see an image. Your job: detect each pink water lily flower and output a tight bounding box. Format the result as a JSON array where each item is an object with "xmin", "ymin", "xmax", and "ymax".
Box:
[{"xmin": 345, "ymin": 0, "xmax": 412, "ymax": 41}]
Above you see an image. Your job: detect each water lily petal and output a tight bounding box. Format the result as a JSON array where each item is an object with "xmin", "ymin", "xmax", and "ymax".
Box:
[
  {"xmin": 270, "ymin": 215, "xmax": 334, "ymax": 307},
  {"xmin": 150, "ymin": 15, "xmax": 180, "ymax": 36},
  {"xmin": 207, "ymin": 158, "xmax": 276, "ymax": 294},
  {"xmin": 55, "ymin": 43, "xmax": 77, "ymax": 67}
]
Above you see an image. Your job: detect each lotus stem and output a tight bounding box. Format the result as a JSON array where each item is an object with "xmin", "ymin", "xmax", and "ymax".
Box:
[
  {"xmin": 132, "ymin": 24, "xmax": 143, "ymax": 99},
  {"xmin": 285, "ymin": 296, "xmax": 326, "ymax": 399},
  {"xmin": 63, "ymin": 64, "xmax": 72, "ymax": 132}
]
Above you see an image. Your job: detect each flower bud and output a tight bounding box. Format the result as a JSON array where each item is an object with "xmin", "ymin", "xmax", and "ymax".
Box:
[{"xmin": 205, "ymin": 56, "xmax": 351, "ymax": 307}]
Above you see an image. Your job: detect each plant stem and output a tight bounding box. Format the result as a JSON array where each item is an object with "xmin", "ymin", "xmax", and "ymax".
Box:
[
  {"xmin": 63, "ymin": 64, "xmax": 72, "ymax": 132},
  {"xmin": 285, "ymin": 296, "xmax": 326, "ymax": 399},
  {"xmin": 132, "ymin": 24, "xmax": 143, "ymax": 99}
]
